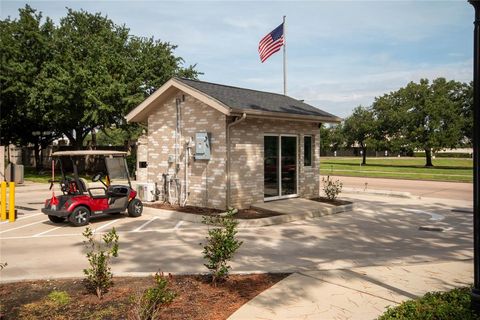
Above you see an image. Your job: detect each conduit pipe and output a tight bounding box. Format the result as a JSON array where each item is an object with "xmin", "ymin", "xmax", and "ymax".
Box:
[
  {"xmin": 182, "ymin": 138, "xmax": 192, "ymax": 207},
  {"xmin": 226, "ymin": 113, "xmax": 246, "ymax": 209}
]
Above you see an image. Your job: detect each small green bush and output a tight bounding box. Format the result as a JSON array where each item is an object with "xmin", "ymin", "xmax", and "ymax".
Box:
[
  {"xmin": 19, "ymin": 290, "xmax": 70, "ymax": 319},
  {"xmin": 378, "ymin": 286, "xmax": 479, "ymax": 320},
  {"xmin": 47, "ymin": 290, "xmax": 70, "ymax": 307},
  {"xmin": 322, "ymin": 175, "xmax": 343, "ymax": 200},
  {"xmin": 83, "ymin": 227, "xmax": 119, "ymax": 299},
  {"xmin": 128, "ymin": 272, "xmax": 176, "ymax": 320},
  {"xmin": 202, "ymin": 209, "xmax": 243, "ymax": 285}
]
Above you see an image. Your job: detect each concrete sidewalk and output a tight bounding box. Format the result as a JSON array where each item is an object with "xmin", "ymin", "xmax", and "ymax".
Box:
[{"xmin": 228, "ymin": 260, "xmax": 473, "ymax": 320}]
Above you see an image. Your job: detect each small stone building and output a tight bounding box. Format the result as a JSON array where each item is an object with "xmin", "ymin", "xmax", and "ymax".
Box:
[{"xmin": 126, "ymin": 78, "xmax": 341, "ymax": 209}]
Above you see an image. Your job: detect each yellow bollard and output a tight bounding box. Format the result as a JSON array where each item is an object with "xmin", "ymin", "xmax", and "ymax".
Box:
[
  {"xmin": 9, "ymin": 182, "xmax": 15, "ymax": 222},
  {"xmin": 1, "ymin": 181, "xmax": 6, "ymax": 221}
]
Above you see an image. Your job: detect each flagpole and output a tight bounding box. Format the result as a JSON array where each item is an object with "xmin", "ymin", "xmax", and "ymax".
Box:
[{"xmin": 283, "ymin": 15, "xmax": 287, "ymax": 95}]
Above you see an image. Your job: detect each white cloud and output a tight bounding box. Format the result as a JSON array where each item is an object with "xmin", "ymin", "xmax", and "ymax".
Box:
[{"xmin": 0, "ymin": 0, "xmax": 473, "ymax": 119}]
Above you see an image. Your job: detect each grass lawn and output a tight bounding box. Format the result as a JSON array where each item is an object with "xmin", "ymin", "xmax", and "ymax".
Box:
[
  {"xmin": 320, "ymin": 157, "xmax": 473, "ymax": 183},
  {"xmin": 23, "ymin": 167, "xmax": 52, "ymax": 184},
  {"xmin": 24, "ymin": 167, "xmax": 93, "ymax": 184}
]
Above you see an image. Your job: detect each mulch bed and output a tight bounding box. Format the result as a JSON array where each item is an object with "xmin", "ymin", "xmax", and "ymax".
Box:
[
  {"xmin": 310, "ymin": 197, "xmax": 352, "ymax": 206},
  {"xmin": 145, "ymin": 203, "xmax": 284, "ymax": 219},
  {"xmin": 0, "ymin": 273, "xmax": 288, "ymax": 320}
]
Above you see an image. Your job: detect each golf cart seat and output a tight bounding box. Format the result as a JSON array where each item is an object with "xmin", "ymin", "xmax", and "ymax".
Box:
[
  {"xmin": 107, "ymin": 185, "xmax": 130, "ymax": 208},
  {"xmin": 79, "ymin": 178, "xmax": 89, "ymax": 193},
  {"xmin": 107, "ymin": 185, "xmax": 129, "ymax": 197}
]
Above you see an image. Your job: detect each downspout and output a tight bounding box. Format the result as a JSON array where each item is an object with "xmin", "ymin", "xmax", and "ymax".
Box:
[
  {"xmin": 226, "ymin": 113, "xmax": 246, "ymax": 209},
  {"xmin": 175, "ymin": 98, "xmax": 181, "ymax": 172}
]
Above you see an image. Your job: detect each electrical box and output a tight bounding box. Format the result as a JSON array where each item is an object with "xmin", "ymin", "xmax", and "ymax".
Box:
[{"xmin": 195, "ymin": 132, "xmax": 211, "ymax": 160}]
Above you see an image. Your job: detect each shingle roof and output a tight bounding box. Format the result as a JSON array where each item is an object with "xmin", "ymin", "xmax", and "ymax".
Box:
[{"xmin": 176, "ymin": 77, "xmax": 339, "ymax": 120}]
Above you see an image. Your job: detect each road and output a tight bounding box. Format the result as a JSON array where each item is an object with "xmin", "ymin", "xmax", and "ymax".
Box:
[
  {"xmin": 0, "ymin": 181, "xmax": 473, "ymax": 282},
  {"xmin": 328, "ymin": 175, "xmax": 473, "ymax": 201}
]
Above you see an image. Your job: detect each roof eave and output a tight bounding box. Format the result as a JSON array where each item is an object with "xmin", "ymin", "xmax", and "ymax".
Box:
[
  {"xmin": 230, "ymin": 109, "xmax": 342, "ymax": 123},
  {"xmin": 52, "ymin": 150, "xmax": 127, "ymax": 157}
]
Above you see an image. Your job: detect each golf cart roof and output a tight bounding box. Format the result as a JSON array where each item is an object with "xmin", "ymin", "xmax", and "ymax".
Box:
[{"xmin": 52, "ymin": 150, "xmax": 127, "ymax": 157}]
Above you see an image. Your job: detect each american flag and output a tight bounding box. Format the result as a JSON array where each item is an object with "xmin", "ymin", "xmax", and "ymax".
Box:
[{"xmin": 258, "ymin": 23, "xmax": 284, "ymax": 63}]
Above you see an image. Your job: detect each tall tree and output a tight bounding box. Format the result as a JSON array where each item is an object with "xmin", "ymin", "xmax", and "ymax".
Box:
[
  {"xmin": 458, "ymin": 81, "xmax": 474, "ymax": 146},
  {"xmin": 32, "ymin": 9, "xmax": 135, "ymax": 148},
  {"xmin": 320, "ymin": 123, "xmax": 344, "ymax": 155},
  {"xmin": 0, "ymin": 5, "xmax": 58, "ymax": 169},
  {"xmin": 372, "ymin": 78, "xmax": 468, "ymax": 167},
  {"xmin": 3, "ymin": 6, "xmax": 199, "ymax": 151},
  {"xmin": 342, "ymin": 106, "xmax": 376, "ymax": 165}
]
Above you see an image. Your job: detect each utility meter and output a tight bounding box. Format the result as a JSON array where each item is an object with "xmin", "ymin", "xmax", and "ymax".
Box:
[{"xmin": 195, "ymin": 132, "xmax": 211, "ymax": 160}]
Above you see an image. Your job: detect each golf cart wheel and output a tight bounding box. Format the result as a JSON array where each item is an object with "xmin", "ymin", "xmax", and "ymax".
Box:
[
  {"xmin": 48, "ymin": 215, "xmax": 65, "ymax": 223},
  {"xmin": 69, "ymin": 206, "xmax": 90, "ymax": 226},
  {"xmin": 128, "ymin": 199, "xmax": 143, "ymax": 217}
]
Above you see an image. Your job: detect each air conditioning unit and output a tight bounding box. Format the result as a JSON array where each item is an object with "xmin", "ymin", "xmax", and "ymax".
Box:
[{"xmin": 135, "ymin": 183, "xmax": 156, "ymax": 202}]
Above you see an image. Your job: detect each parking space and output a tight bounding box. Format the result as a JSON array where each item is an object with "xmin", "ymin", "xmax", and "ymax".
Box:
[
  {"xmin": 0, "ymin": 207, "xmax": 202, "ymax": 241},
  {"xmin": 0, "ymin": 182, "xmax": 207, "ymax": 242}
]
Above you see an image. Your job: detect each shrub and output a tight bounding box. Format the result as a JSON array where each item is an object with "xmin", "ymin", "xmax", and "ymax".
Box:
[
  {"xmin": 202, "ymin": 209, "xmax": 243, "ymax": 285},
  {"xmin": 322, "ymin": 175, "xmax": 343, "ymax": 200},
  {"xmin": 378, "ymin": 286, "xmax": 478, "ymax": 320},
  {"xmin": 128, "ymin": 272, "xmax": 176, "ymax": 320},
  {"xmin": 82, "ymin": 227, "xmax": 119, "ymax": 299}
]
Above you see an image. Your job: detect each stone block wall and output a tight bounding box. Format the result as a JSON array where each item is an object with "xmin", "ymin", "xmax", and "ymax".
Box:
[
  {"xmin": 146, "ymin": 93, "xmax": 227, "ymax": 209},
  {"xmin": 141, "ymin": 91, "xmax": 320, "ymax": 210},
  {"xmin": 136, "ymin": 135, "xmax": 148, "ymax": 182},
  {"xmin": 229, "ymin": 118, "xmax": 320, "ymax": 208}
]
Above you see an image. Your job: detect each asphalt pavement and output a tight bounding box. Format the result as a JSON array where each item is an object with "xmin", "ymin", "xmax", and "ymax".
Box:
[{"xmin": 328, "ymin": 175, "xmax": 473, "ymax": 201}]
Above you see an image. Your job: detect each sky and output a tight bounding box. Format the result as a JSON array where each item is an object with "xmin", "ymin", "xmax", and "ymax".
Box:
[{"xmin": 0, "ymin": 0, "xmax": 474, "ymax": 118}]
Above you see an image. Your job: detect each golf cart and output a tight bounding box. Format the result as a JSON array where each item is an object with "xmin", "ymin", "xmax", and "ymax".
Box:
[{"xmin": 42, "ymin": 150, "xmax": 143, "ymax": 226}]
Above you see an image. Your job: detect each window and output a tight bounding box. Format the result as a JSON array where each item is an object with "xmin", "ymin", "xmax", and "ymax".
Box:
[{"xmin": 304, "ymin": 136, "xmax": 312, "ymax": 167}]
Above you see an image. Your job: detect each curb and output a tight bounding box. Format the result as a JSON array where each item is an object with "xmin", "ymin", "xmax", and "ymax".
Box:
[
  {"xmin": 342, "ymin": 187, "xmax": 412, "ymax": 198},
  {"xmin": 143, "ymin": 203, "xmax": 354, "ymax": 228},
  {"xmin": 241, "ymin": 203, "xmax": 353, "ymax": 227}
]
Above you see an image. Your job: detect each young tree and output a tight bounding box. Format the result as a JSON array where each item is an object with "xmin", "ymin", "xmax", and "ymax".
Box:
[{"xmin": 342, "ymin": 106, "xmax": 376, "ymax": 165}]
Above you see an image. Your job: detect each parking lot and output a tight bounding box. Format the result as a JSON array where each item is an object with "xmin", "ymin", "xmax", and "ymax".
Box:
[
  {"xmin": 0, "ymin": 182, "xmax": 475, "ymax": 282},
  {"xmin": 0, "ymin": 208, "xmax": 199, "ymax": 240}
]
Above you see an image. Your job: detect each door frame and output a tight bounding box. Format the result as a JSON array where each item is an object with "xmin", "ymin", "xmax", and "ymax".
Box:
[{"xmin": 263, "ymin": 134, "xmax": 299, "ymax": 201}]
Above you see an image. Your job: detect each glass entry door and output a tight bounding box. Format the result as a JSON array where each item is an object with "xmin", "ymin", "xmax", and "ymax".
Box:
[{"xmin": 264, "ymin": 135, "xmax": 297, "ymax": 200}]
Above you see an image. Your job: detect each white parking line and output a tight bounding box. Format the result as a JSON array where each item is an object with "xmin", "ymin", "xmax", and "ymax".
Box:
[
  {"xmin": 174, "ymin": 221, "xmax": 184, "ymax": 230},
  {"xmin": 0, "ymin": 220, "xmax": 45, "ymax": 234},
  {"xmin": 133, "ymin": 217, "xmax": 158, "ymax": 232},
  {"xmin": 93, "ymin": 219, "xmax": 120, "ymax": 233},
  {"xmin": 402, "ymin": 208, "xmax": 445, "ymax": 221},
  {"xmin": 0, "ymin": 225, "xmax": 205, "ymax": 240},
  {"xmin": 33, "ymin": 226, "xmax": 63, "ymax": 237},
  {"xmin": 0, "ymin": 213, "xmax": 43, "ymax": 225}
]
